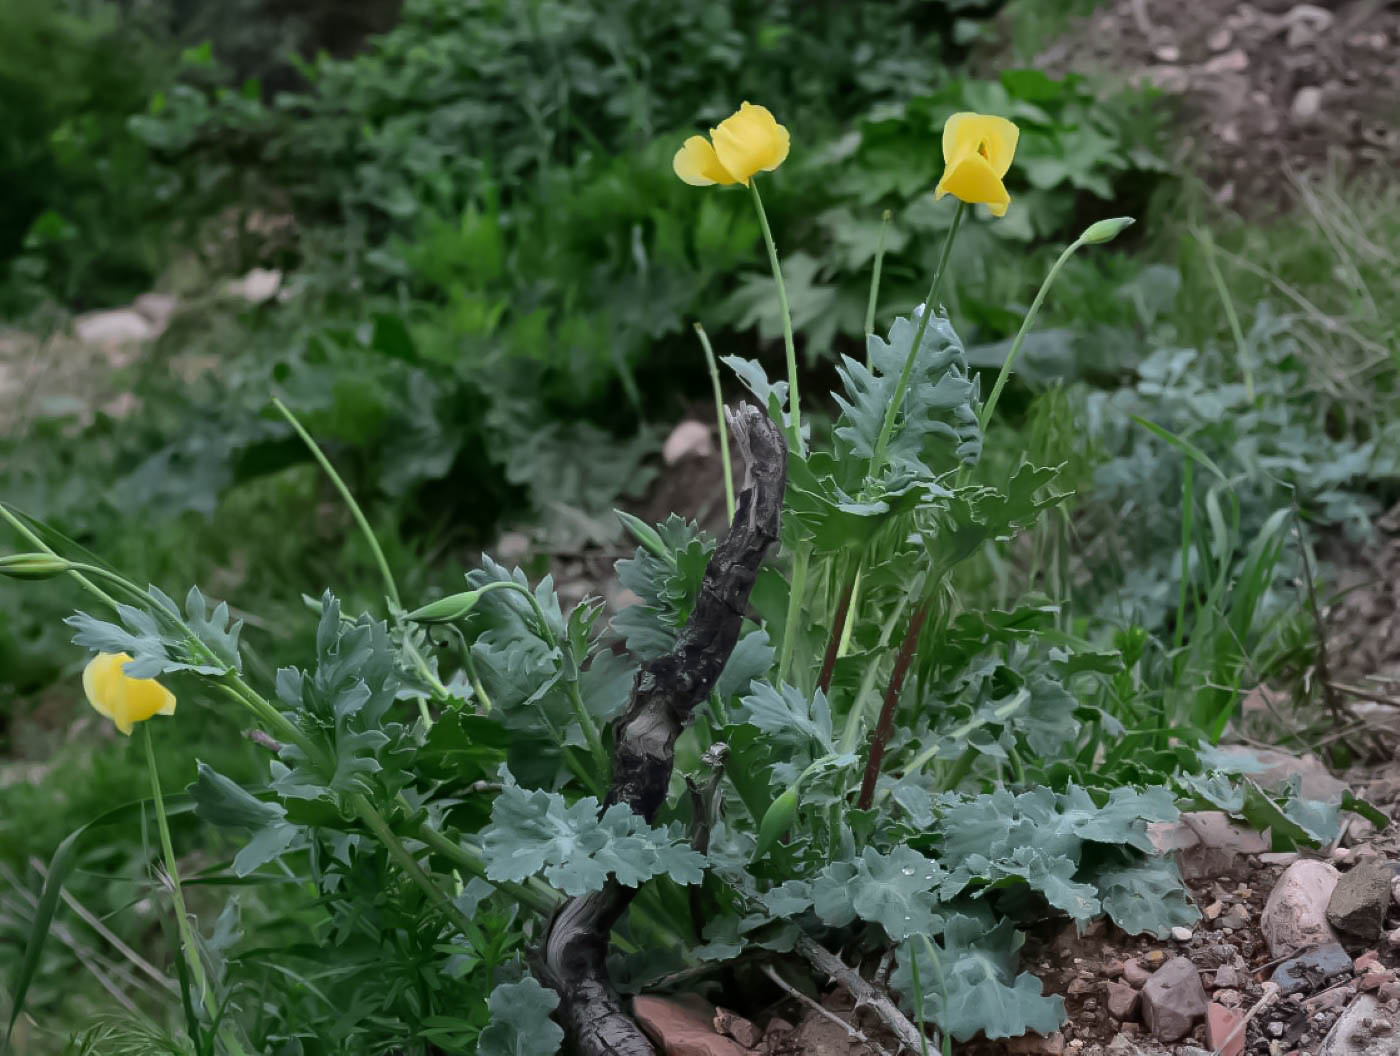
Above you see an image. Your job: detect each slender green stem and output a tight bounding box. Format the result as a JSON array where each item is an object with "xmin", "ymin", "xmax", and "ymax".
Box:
[
  {"xmin": 1196, "ymin": 227, "xmax": 1254, "ymax": 402},
  {"xmin": 0, "ymin": 504, "xmax": 120, "ymax": 610},
  {"xmin": 412, "ymin": 823, "xmax": 562, "ymax": 916},
  {"xmin": 869, "ymin": 202, "xmax": 966, "ymax": 482},
  {"xmin": 838, "ymin": 565, "xmax": 862, "ymax": 659},
  {"xmin": 214, "ymin": 666, "xmax": 562, "ymax": 921},
  {"xmin": 837, "ymin": 585, "xmax": 913, "ymax": 755},
  {"xmin": 908, "ymin": 938, "xmax": 932, "ymax": 1056},
  {"xmin": 442, "ymin": 623, "xmax": 493, "ymax": 711},
  {"xmin": 274, "ymin": 397, "xmax": 456, "ymax": 727},
  {"xmin": 566, "ymin": 680, "xmax": 608, "ymax": 774},
  {"xmin": 777, "ymin": 546, "xmax": 810, "ymax": 685},
  {"xmin": 272, "ymin": 398, "xmax": 399, "ymax": 608},
  {"xmin": 695, "ymin": 322, "xmax": 735, "ymax": 523},
  {"xmin": 748, "ymin": 176, "xmax": 801, "ymax": 452},
  {"xmin": 482, "ymin": 581, "xmax": 608, "ymax": 767},
  {"xmin": 349, "ymin": 792, "xmax": 477, "ymax": 937},
  {"xmin": 463, "ymin": 580, "xmax": 608, "ymax": 767},
  {"xmin": 219, "ymin": 677, "xmax": 305, "ymax": 751},
  {"xmin": 1173, "ymin": 460, "xmax": 1195, "ymax": 655},
  {"xmin": 59, "ymin": 562, "xmax": 159, "ymax": 609},
  {"xmin": 462, "ymin": 643, "xmax": 492, "ymax": 711},
  {"xmin": 976, "ymin": 234, "xmax": 1086, "ymax": 435},
  {"xmin": 143, "ymin": 727, "xmax": 212, "ymax": 1015},
  {"xmin": 864, "ymin": 209, "xmax": 894, "ymax": 351},
  {"xmin": 939, "ymin": 746, "xmax": 978, "ymax": 792}
]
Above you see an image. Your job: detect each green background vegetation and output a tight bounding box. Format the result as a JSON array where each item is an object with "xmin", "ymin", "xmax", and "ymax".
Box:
[{"xmin": 2, "ymin": 0, "xmax": 1396, "ymax": 1050}]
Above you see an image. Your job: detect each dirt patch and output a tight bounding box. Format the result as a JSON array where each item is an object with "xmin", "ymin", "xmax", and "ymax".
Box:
[
  {"xmin": 1034, "ymin": 0, "xmax": 1400, "ymax": 208},
  {"xmin": 1324, "ymin": 504, "xmax": 1400, "ymax": 688},
  {"xmin": 1311, "ymin": 503, "xmax": 1400, "ymax": 752},
  {"xmin": 958, "ymin": 769, "xmax": 1400, "ymax": 1056}
]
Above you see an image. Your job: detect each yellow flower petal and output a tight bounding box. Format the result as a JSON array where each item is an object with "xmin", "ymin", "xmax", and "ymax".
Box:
[
  {"xmin": 81, "ymin": 651, "xmax": 176, "ymax": 736},
  {"xmin": 711, "ymin": 102, "xmax": 790, "ymax": 186},
  {"xmin": 83, "ymin": 652, "xmax": 124, "ymax": 719},
  {"xmin": 673, "ymin": 135, "xmax": 737, "ymax": 186},
  {"xmin": 934, "ymin": 150, "xmax": 1011, "ymax": 215},
  {"xmin": 941, "ymin": 112, "xmax": 1020, "ymax": 178},
  {"xmin": 122, "ymin": 674, "xmax": 177, "ymax": 724}
]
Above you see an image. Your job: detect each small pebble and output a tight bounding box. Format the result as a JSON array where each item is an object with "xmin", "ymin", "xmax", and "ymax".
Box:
[
  {"xmin": 1124, "ymin": 960, "xmax": 1151, "ymax": 987},
  {"xmin": 1172, "ymin": 926, "xmax": 1194, "ymax": 942},
  {"xmin": 1214, "ymin": 966, "xmax": 1241, "ymax": 989}
]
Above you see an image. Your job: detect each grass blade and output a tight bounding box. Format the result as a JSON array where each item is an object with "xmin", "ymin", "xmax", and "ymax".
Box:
[
  {"xmin": 1130, "ymin": 415, "xmax": 1228, "ymax": 482},
  {"xmin": 5, "ymin": 829, "xmax": 81, "ymax": 1046}
]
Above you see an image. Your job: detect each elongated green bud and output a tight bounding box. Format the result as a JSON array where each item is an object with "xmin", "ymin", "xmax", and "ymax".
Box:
[
  {"xmin": 406, "ymin": 590, "xmax": 480, "ymax": 624},
  {"xmin": 616, "ymin": 510, "xmax": 669, "ymax": 563},
  {"xmin": 0, "ymin": 553, "xmax": 72, "ymax": 580},
  {"xmin": 752, "ymin": 785, "xmax": 800, "ymax": 863},
  {"xmin": 1079, "ymin": 216, "xmax": 1135, "ymax": 245}
]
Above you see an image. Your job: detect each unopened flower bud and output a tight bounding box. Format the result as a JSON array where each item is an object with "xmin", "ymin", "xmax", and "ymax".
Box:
[
  {"xmin": 0, "ymin": 553, "xmax": 72, "ymax": 580},
  {"xmin": 1079, "ymin": 216, "xmax": 1135, "ymax": 245},
  {"xmin": 406, "ymin": 590, "xmax": 480, "ymax": 624}
]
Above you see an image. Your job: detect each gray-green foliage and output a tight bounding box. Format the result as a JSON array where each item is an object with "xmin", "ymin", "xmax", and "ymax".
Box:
[
  {"xmin": 11, "ymin": 263, "xmax": 1364, "ymax": 1055},
  {"xmin": 478, "ymin": 978, "xmax": 565, "ymax": 1056},
  {"xmin": 482, "ymin": 770, "xmax": 705, "ymax": 896}
]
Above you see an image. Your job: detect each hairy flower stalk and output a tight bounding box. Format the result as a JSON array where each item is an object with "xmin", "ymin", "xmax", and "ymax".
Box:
[
  {"xmin": 857, "ymin": 598, "xmax": 931, "ymax": 809},
  {"xmin": 817, "ymin": 579, "xmax": 855, "ymax": 695}
]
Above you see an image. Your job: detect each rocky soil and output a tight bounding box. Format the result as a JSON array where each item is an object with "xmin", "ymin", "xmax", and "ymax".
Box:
[
  {"xmin": 622, "ymin": 753, "xmax": 1399, "ymax": 1056},
  {"xmin": 1031, "ymin": 0, "xmax": 1400, "ymax": 208}
]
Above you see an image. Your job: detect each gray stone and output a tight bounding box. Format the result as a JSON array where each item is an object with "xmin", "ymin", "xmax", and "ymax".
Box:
[
  {"xmin": 1291, "ymin": 86, "xmax": 1323, "ymax": 122},
  {"xmin": 1317, "ymin": 994, "xmax": 1396, "ymax": 1056},
  {"xmin": 1148, "ymin": 811, "xmax": 1272, "ymax": 881},
  {"xmin": 1213, "ymin": 965, "xmax": 1241, "ymax": 989},
  {"xmin": 74, "ymin": 308, "xmax": 154, "ymax": 346},
  {"xmin": 132, "ymin": 292, "xmax": 178, "ymax": 331},
  {"xmin": 1104, "ymin": 1037, "xmax": 1147, "ymax": 1056},
  {"xmin": 663, "ymin": 420, "xmax": 713, "ymax": 465},
  {"xmin": 1214, "ymin": 746, "xmax": 1346, "ymax": 802},
  {"xmin": 1141, "ymin": 956, "xmax": 1208, "ymax": 1043},
  {"xmin": 225, "ymin": 267, "xmax": 282, "ymax": 303},
  {"xmin": 1261, "ymin": 859, "xmax": 1342, "ymax": 956},
  {"xmin": 1326, "ymin": 859, "xmax": 1395, "ymax": 942},
  {"xmin": 1272, "ymin": 943, "xmax": 1354, "ymax": 994},
  {"xmin": 493, "ymin": 531, "xmax": 531, "ymax": 566},
  {"xmin": 1219, "ymin": 905, "xmax": 1249, "ymax": 931},
  {"xmin": 1122, "ymin": 959, "xmax": 1151, "ymax": 987},
  {"xmin": 1106, "ymin": 980, "xmax": 1140, "ymax": 1020}
]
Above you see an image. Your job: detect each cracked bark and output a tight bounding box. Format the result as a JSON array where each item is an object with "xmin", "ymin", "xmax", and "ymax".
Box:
[{"xmin": 535, "ymin": 404, "xmax": 787, "ymax": 1055}]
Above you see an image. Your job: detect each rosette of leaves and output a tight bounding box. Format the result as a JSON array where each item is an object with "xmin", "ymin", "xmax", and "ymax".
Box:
[
  {"xmin": 265, "ymin": 592, "xmax": 416, "ymax": 806},
  {"xmin": 726, "ymin": 307, "xmax": 982, "ymax": 558}
]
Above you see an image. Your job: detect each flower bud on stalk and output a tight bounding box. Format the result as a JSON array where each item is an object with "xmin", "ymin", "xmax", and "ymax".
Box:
[
  {"xmin": 1079, "ymin": 216, "xmax": 1135, "ymax": 245},
  {"xmin": 752, "ymin": 785, "xmax": 800, "ymax": 863},
  {"xmin": 406, "ymin": 590, "xmax": 481, "ymax": 624},
  {"xmin": 0, "ymin": 553, "xmax": 72, "ymax": 579}
]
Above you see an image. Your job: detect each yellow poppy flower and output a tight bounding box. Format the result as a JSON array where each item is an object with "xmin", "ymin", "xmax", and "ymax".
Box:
[
  {"xmin": 934, "ymin": 112, "xmax": 1020, "ymax": 217},
  {"xmin": 673, "ymin": 102, "xmax": 790, "ymax": 187},
  {"xmin": 83, "ymin": 652, "xmax": 177, "ymax": 736}
]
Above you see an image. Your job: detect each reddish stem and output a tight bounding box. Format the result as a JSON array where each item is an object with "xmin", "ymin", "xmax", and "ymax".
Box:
[
  {"xmin": 817, "ymin": 581, "xmax": 855, "ymax": 695},
  {"xmin": 856, "ymin": 600, "xmax": 930, "ymax": 810}
]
